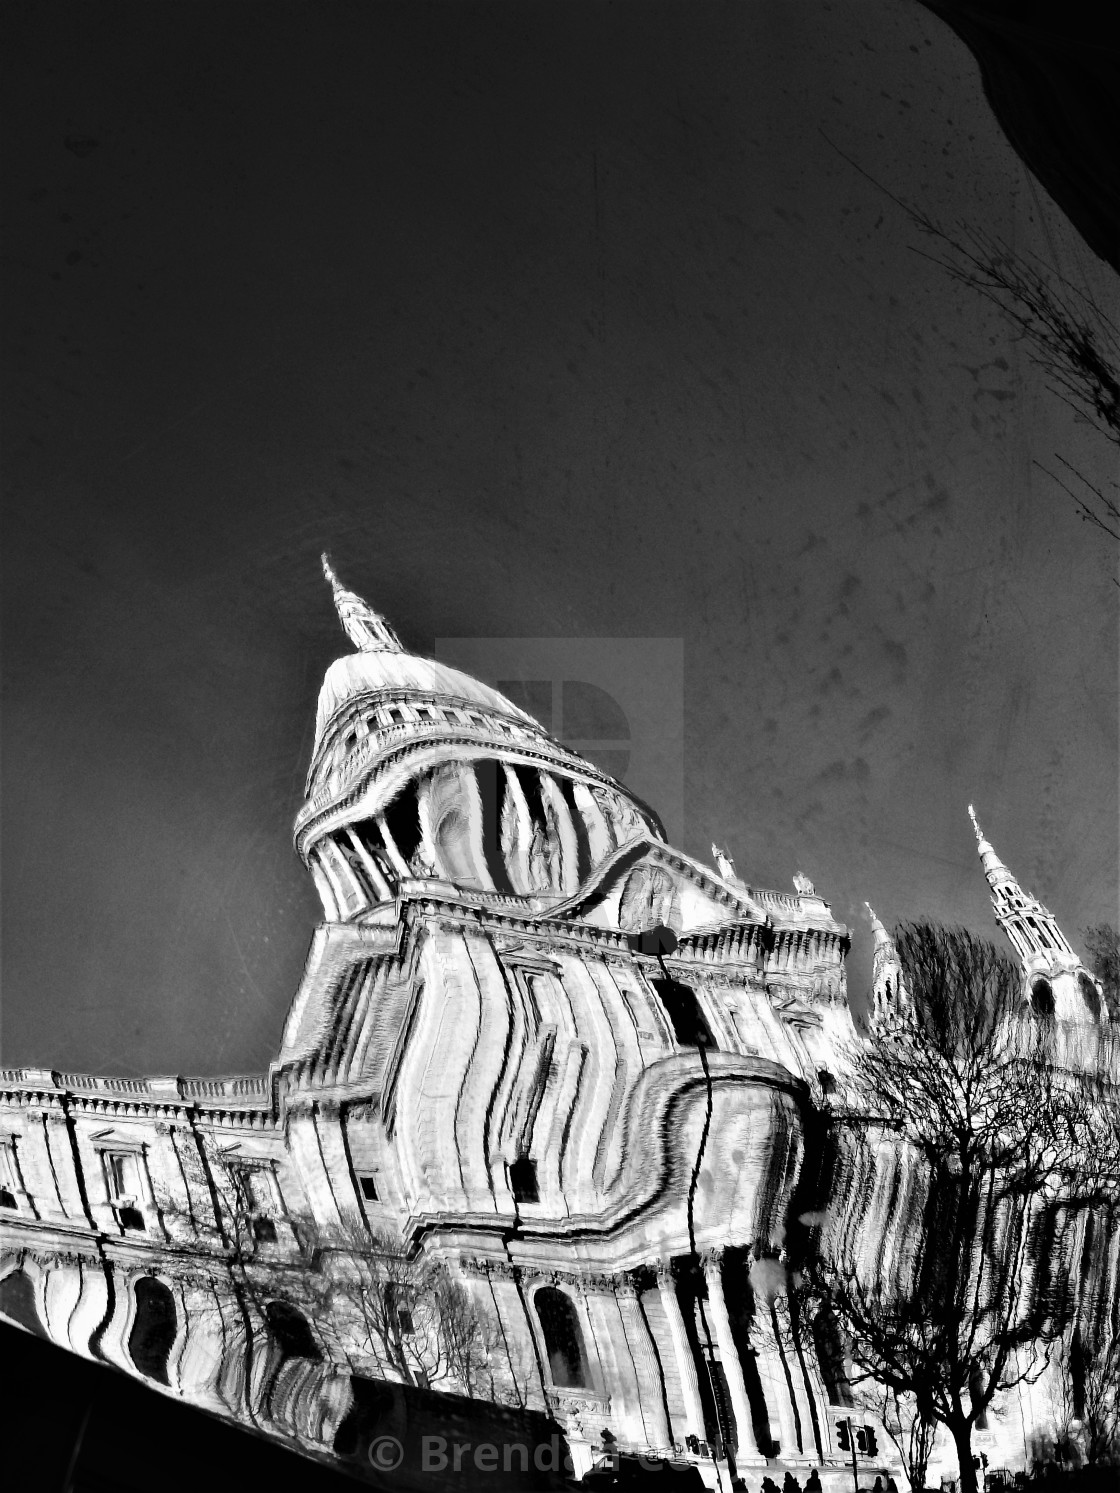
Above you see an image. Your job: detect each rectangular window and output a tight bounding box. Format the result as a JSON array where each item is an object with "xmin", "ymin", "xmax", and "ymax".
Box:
[
  {"xmin": 230, "ymin": 1164, "xmax": 279, "ymax": 1245},
  {"xmin": 651, "ymin": 978, "xmax": 717, "ymax": 1049},
  {"xmin": 510, "ymin": 1155, "xmax": 540, "ymax": 1204},
  {"xmin": 359, "ymin": 1174, "xmax": 379, "ymax": 1202},
  {"xmin": 0, "ymin": 1142, "xmax": 19, "ymax": 1209},
  {"xmin": 103, "ymin": 1152, "xmax": 146, "ymax": 1232}
]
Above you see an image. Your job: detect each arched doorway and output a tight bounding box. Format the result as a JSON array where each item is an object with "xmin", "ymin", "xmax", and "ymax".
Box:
[
  {"xmin": 534, "ymin": 1286, "xmax": 589, "ymax": 1389},
  {"xmin": 265, "ymin": 1300, "xmax": 321, "ymax": 1363},
  {"xmin": 0, "ymin": 1270, "xmax": 48, "ymax": 1339},
  {"xmin": 128, "ymin": 1277, "xmax": 177, "ymax": 1384}
]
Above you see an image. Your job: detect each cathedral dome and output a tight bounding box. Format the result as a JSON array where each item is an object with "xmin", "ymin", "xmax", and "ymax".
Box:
[
  {"xmin": 312, "ymin": 651, "xmax": 536, "ymax": 757},
  {"xmin": 295, "ymin": 557, "xmax": 664, "ymax": 920}
]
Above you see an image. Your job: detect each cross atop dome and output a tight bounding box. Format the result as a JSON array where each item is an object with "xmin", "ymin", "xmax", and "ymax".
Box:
[{"xmin": 322, "ymin": 553, "xmax": 403, "ymax": 653}]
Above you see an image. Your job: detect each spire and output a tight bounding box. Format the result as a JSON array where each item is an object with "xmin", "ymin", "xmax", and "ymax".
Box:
[
  {"xmin": 865, "ymin": 901, "xmax": 891, "ymax": 951},
  {"xmin": 968, "ymin": 803, "xmax": 1078, "ymax": 976},
  {"xmin": 321, "ymin": 554, "xmax": 403, "ymax": 654},
  {"xmin": 866, "ymin": 902, "xmax": 911, "ymax": 1028},
  {"xmin": 968, "ymin": 803, "xmax": 1016, "ymax": 890}
]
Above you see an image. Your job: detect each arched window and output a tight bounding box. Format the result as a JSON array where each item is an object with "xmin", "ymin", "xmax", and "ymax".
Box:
[
  {"xmin": 128, "ymin": 1278, "xmax": 177, "ymax": 1384},
  {"xmin": 1070, "ymin": 1327, "xmax": 1086, "ymax": 1419},
  {"xmin": 265, "ymin": 1300, "xmax": 321, "ymax": 1362},
  {"xmin": 1078, "ymin": 973, "xmax": 1102, "ymax": 1021},
  {"xmin": 1030, "ymin": 977, "xmax": 1055, "ymax": 1018},
  {"xmin": 0, "ymin": 1270, "xmax": 48, "ymax": 1339},
  {"xmin": 535, "ymin": 1286, "xmax": 589, "ymax": 1389}
]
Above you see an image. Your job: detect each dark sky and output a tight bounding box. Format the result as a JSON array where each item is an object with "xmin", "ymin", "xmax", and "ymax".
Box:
[{"xmin": 3, "ymin": 1, "xmax": 1116, "ymax": 1077}]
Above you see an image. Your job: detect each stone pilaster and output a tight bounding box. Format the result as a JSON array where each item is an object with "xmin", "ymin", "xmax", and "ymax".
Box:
[
  {"xmin": 773, "ymin": 1294, "xmax": 819, "ymax": 1460},
  {"xmin": 751, "ymin": 1297, "xmax": 802, "ymax": 1458},
  {"xmin": 656, "ymin": 1259, "xmax": 707, "ymax": 1442},
  {"xmin": 617, "ymin": 1275, "xmax": 673, "ymax": 1452},
  {"xmin": 702, "ymin": 1250, "xmax": 761, "ymax": 1458}
]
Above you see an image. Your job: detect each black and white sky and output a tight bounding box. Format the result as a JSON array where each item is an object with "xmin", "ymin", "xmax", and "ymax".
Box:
[{"xmin": 3, "ymin": 1, "xmax": 1117, "ymax": 1076}]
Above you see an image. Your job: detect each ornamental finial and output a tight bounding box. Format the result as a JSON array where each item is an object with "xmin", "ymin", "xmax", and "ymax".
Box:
[{"xmin": 321, "ymin": 554, "xmax": 403, "ymax": 653}]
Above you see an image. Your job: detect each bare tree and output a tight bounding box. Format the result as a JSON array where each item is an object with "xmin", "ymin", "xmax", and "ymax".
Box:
[
  {"xmin": 1076, "ymin": 1336, "xmax": 1120, "ymax": 1468},
  {"xmin": 807, "ymin": 922, "xmax": 1115, "ymax": 1493},
  {"xmin": 295, "ymin": 1214, "xmax": 528, "ymax": 1405},
  {"xmin": 1051, "ymin": 1329, "xmax": 1120, "ymax": 1470},
  {"xmin": 1083, "ymin": 925, "xmax": 1120, "ymax": 1021},
  {"xmin": 822, "ymin": 135, "xmax": 1120, "ymax": 552},
  {"xmin": 905, "ymin": 217, "xmax": 1120, "ymax": 546},
  {"xmin": 858, "ymin": 1382, "xmax": 938, "ymax": 1493}
]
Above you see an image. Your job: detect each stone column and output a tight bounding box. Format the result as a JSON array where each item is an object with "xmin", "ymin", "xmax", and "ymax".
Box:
[
  {"xmin": 702, "ymin": 1250, "xmax": 761, "ymax": 1457},
  {"xmin": 315, "ymin": 839, "xmax": 354, "ymax": 916},
  {"xmin": 462, "ymin": 764, "xmax": 498, "ymax": 891},
  {"xmin": 309, "ymin": 852, "xmax": 340, "ymax": 920},
  {"xmin": 617, "ymin": 1277, "xmax": 673, "ymax": 1452},
  {"xmin": 539, "ymin": 772, "xmax": 581, "ymax": 893},
  {"xmin": 572, "ymin": 780, "xmax": 614, "ymax": 866},
  {"xmin": 499, "ymin": 765, "xmax": 534, "ymax": 893},
  {"xmin": 656, "ymin": 1259, "xmax": 707, "ymax": 1443},
  {"xmin": 346, "ymin": 827, "xmax": 392, "ymax": 901},
  {"xmin": 330, "ymin": 833, "xmax": 373, "ymax": 915},
  {"xmin": 375, "ymin": 813, "xmax": 412, "ymax": 878}
]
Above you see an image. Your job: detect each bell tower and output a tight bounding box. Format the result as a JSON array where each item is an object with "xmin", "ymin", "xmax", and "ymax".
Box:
[{"xmin": 968, "ymin": 805, "xmax": 1105, "ymax": 1024}]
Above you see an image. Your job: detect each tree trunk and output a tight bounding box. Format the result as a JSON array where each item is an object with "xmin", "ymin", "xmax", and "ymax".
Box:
[{"xmin": 949, "ymin": 1415, "xmax": 977, "ymax": 1493}]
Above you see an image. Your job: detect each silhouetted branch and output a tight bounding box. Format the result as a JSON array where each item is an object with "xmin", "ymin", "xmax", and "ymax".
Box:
[
  {"xmin": 819, "ymin": 131, "xmax": 1120, "ymax": 553},
  {"xmin": 806, "ymin": 921, "xmax": 1119, "ymax": 1493}
]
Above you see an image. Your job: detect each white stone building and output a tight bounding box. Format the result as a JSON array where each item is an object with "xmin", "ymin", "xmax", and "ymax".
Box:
[{"xmin": 1, "ymin": 559, "xmax": 1113, "ymax": 1489}]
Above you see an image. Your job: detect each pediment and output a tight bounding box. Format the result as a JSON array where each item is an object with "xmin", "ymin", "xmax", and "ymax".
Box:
[{"xmin": 540, "ymin": 835, "xmax": 768, "ymax": 938}]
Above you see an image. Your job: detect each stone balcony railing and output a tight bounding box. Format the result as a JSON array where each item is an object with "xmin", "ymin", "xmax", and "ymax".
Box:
[{"xmin": 0, "ymin": 1068, "xmax": 271, "ymax": 1108}]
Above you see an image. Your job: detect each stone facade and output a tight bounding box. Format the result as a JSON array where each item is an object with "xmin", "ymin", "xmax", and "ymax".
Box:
[{"xmin": 1, "ymin": 558, "xmax": 1113, "ymax": 1488}]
